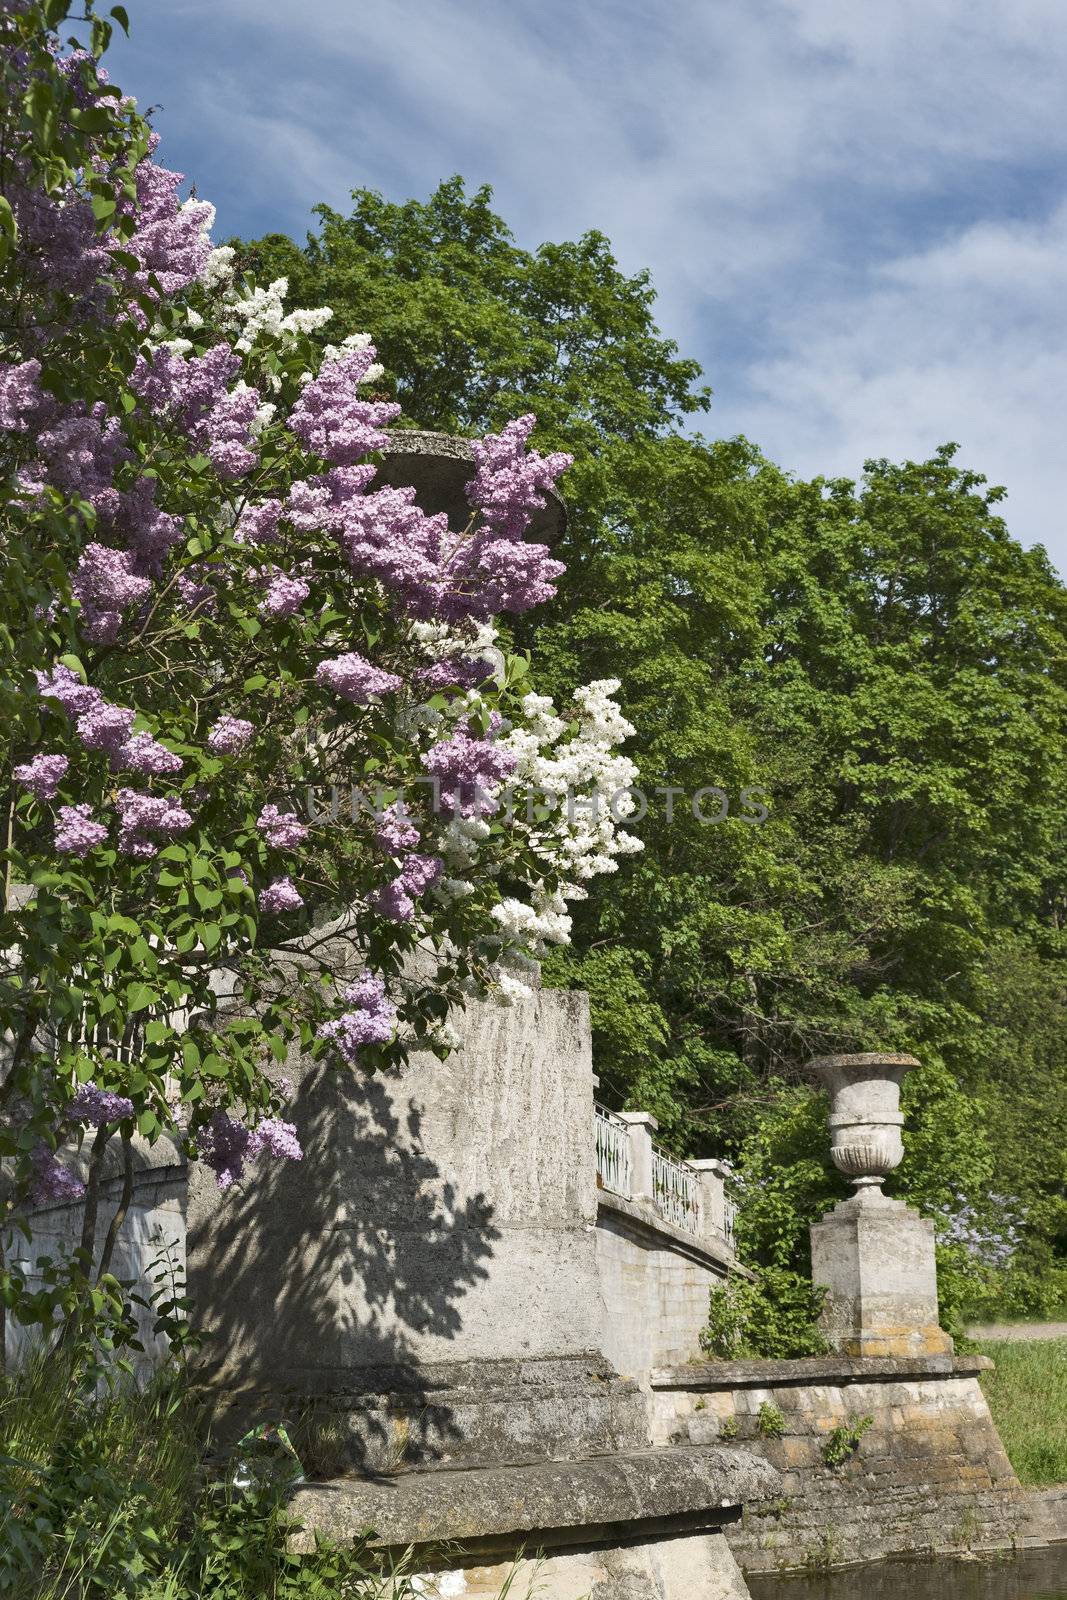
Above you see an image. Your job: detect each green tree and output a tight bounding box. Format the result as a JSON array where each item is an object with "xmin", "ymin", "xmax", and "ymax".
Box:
[{"xmin": 240, "ymin": 184, "xmax": 1067, "ymax": 1315}]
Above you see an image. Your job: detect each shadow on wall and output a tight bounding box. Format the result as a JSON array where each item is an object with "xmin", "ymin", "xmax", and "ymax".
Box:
[{"xmin": 186, "ymin": 1054, "xmax": 501, "ymax": 1476}]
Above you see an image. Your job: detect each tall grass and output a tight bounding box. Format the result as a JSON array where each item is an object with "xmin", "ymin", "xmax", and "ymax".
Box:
[
  {"xmin": 0, "ymin": 1355, "xmax": 415, "ymax": 1598},
  {"xmin": 977, "ymin": 1336, "xmax": 1067, "ymax": 1486}
]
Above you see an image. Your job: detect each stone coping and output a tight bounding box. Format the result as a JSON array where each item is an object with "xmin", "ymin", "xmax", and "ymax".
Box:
[
  {"xmin": 650, "ymin": 1353, "xmax": 993, "ymax": 1390},
  {"xmin": 596, "ymin": 1189, "xmax": 740, "ymax": 1273},
  {"xmin": 288, "ymin": 1444, "xmax": 779, "ymax": 1552}
]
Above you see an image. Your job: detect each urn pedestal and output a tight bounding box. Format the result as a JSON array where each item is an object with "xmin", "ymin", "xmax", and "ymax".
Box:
[{"xmin": 807, "ymin": 1053, "xmax": 952, "ymax": 1358}]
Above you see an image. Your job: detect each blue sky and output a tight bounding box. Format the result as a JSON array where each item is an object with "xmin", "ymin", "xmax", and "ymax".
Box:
[{"xmin": 109, "ymin": 1, "xmax": 1067, "ymax": 567}]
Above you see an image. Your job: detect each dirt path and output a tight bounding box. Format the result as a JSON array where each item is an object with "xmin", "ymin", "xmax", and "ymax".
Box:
[{"xmin": 967, "ymin": 1321, "xmax": 1067, "ymax": 1342}]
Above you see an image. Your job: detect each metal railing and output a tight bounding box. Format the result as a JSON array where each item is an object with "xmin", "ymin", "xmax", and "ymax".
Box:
[
  {"xmin": 651, "ymin": 1144, "xmax": 701, "ymax": 1232},
  {"xmin": 594, "ymin": 1102, "xmax": 632, "ymax": 1200}
]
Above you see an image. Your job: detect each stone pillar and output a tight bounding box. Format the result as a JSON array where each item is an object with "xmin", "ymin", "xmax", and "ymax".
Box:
[
  {"xmin": 618, "ymin": 1111, "xmax": 658, "ymax": 1203},
  {"xmin": 687, "ymin": 1158, "xmax": 734, "ymax": 1251},
  {"xmin": 808, "ymin": 1052, "xmax": 952, "ymax": 1358}
]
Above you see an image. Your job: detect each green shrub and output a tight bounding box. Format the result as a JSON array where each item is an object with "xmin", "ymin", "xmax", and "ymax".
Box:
[
  {"xmin": 700, "ymin": 1268, "xmax": 828, "ymax": 1360},
  {"xmin": 821, "ymin": 1415, "xmax": 873, "ymax": 1468},
  {"xmin": 756, "ymin": 1402, "xmax": 785, "ymax": 1439}
]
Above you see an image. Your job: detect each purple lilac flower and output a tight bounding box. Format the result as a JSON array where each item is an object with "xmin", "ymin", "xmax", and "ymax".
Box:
[
  {"xmin": 0, "ymin": 358, "xmax": 51, "ymax": 432},
  {"xmin": 451, "ymin": 535, "xmax": 565, "ymax": 618},
  {"xmin": 316, "ymin": 653, "xmax": 402, "ymax": 705},
  {"xmin": 465, "ymin": 414, "xmax": 572, "ymax": 541},
  {"xmin": 14, "ymin": 753, "xmax": 69, "ymax": 801},
  {"xmin": 208, "ymin": 715, "xmax": 253, "ymax": 754},
  {"xmin": 28, "ymin": 1144, "xmax": 86, "ymax": 1206},
  {"xmin": 256, "ymin": 804, "xmax": 309, "ymax": 849},
  {"xmin": 71, "ymin": 542, "xmax": 151, "ymax": 643},
  {"xmin": 130, "ymin": 341, "xmax": 239, "ymax": 448},
  {"xmin": 124, "ymin": 157, "xmax": 214, "ymax": 299},
  {"xmin": 369, "ymin": 853, "xmax": 443, "ymax": 923},
  {"xmin": 318, "ymin": 971, "xmax": 397, "ymax": 1064},
  {"xmin": 368, "ymin": 878, "xmax": 415, "ymax": 922},
  {"xmin": 116, "ymin": 790, "xmax": 192, "ymax": 859},
  {"xmin": 36, "ymin": 663, "xmax": 101, "ymax": 718},
  {"xmin": 198, "ymin": 1109, "xmax": 302, "ymax": 1189},
  {"xmin": 235, "ymin": 499, "xmax": 283, "ymax": 545},
  {"xmin": 248, "ymin": 1118, "xmax": 302, "ymax": 1163},
  {"xmin": 284, "ymin": 466, "xmax": 376, "ymax": 532},
  {"xmin": 375, "ymin": 803, "xmax": 420, "ymax": 854},
  {"xmin": 54, "ymin": 803, "xmax": 108, "ymax": 857},
  {"xmin": 117, "ymin": 476, "xmax": 184, "ymax": 575},
  {"xmin": 76, "ymin": 701, "xmax": 136, "ymax": 758},
  {"xmin": 34, "ymin": 406, "xmax": 130, "ymax": 506},
  {"xmin": 287, "ymin": 347, "xmax": 399, "ymax": 466},
  {"xmin": 176, "ymin": 566, "xmax": 217, "ymax": 615},
  {"xmin": 416, "ymin": 658, "xmax": 494, "ymax": 690},
  {"xmin": 205, "ymin": 384, "xmax": 260, "ymax": 479},
  {"xmin": 332, "ymin": 484, "xmax": 449, "ymax": 616},
  {"xmin": 423, "ymin": 729, "xmax": 517, "ymax": 816},
  {"xmin": 115, "ymin": 731, "xmax": 183, "ymax": 777},
  {"xmin": 258, "ymin": 876, "xmax": 304, "ymax": 913},
  {"xmin": 260, "ymin": 572, "xmax": 310, "ymax": 619},
  {"xmin": 67, "ymin": 1081, "xmax": 135, "ymax": 1126}
]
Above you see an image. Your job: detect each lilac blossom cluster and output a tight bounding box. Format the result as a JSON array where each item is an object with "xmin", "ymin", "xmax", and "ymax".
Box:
[
  {"xmin": 207, "ymin": 715, "xmax": 253, "ymax": 753},
  {"xmin": 287, "ymin": 345, "xmax": 400, "ymax": 464},
  {"xmin": 315, "ymin": 652, "xmax": 403, "ymax": 705},
  {"xmin": 424, "ymin": 725, "xmax": 518, "ymax": 817},
  {"xmin": 198, "ymin": 1109, "xmax": 302, "ymax": 1190},
  {"xmin": 369, "ymin": 853, "xmax": 444, "ymax": 923},
  {"xmin": 256, "ymin": 805, "xmax": 308, "ymax": 849},
  {"xmin": 36, "ymin": 665, "xmax": 182, "ymax": 777},
  {"xmin": 28, "ymin": 1145, "xmax": 86, "ymax": 1206},
  {"xmin": 258, "ymin": 876, "xmax": 304, "ymax": 914},
  {"xmin": 317, "ymin": 973, "xmax": 397, "ymax": 1065},
  {"xmin": 932, "ymin": 1192, "xmax": 1025, "ymax": 1270},
  {"xmin": 67, "ymin": 1081, "xmax": 135, "ymax": 1126},
  {"xmin": 13, "ymin": 753, "xmax": 69, "ymax": 801},
  {"xmin": 116, "ymin": 789, "xmax": 192, "ymax": 859}
]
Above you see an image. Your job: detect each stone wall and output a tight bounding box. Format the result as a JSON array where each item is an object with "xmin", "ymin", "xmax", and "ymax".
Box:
[
  {"xmin": 650, "ymin": 1355, "xmax": 1025, "ymax": 1573},
  {"xmin": 2, "ymin": 1137, "xmax": 185, "ymax": 1371},
  {"xmin": 595, "ymin": 1190, "xmax": 732, "ymax": 1377}
]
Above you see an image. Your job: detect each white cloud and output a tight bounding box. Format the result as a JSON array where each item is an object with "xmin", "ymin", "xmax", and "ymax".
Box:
[
  {"xmin": 108, "ymin": 0, "xmax": 1067, "ymax": 563},
  {"xmin": 734, "ymin": 203, "xmax": 1067, "ymax": 561}
]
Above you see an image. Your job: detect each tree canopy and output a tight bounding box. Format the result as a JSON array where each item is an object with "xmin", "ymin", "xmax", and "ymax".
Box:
[{"xmin": 240, "ymin": 178, "xmax": 1067, "ymax": 1320}]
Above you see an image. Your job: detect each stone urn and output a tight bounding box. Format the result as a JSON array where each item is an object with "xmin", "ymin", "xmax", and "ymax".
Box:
[
  {"xmin": 807, "ymin": 1051, "xmax": 920, "ymax": 1194},
  {"xmin": 807, "ymin": 1051, "xmax": 953, "ymax": 1357}
]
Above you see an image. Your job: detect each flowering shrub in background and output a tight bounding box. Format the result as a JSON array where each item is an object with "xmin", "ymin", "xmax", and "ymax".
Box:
[{"xmin": 0, "ymin": 0, "xmax": 640, "ymax": 1354}]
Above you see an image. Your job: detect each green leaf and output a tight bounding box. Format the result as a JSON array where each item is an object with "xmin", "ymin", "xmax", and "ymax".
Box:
[
  {"xmin": 110, "ymin": 5, "xmax": 131, "ymax": 33},
  {"xmin": 126, "ymin": 984, "xmax": 157, "ymax": 1013},
  {"xmin": 91, "ymin": 194, "xmax": 117, "ymax": 223},
  {"xmin": 0, "ymin": 197, "xmax": 16, "ymax": 266}
]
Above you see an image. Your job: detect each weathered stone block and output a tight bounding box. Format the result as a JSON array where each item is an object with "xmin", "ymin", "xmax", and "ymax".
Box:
[{"xmin": 810, "ymin": 1190, "xmax": 952, "ymax": 1358}]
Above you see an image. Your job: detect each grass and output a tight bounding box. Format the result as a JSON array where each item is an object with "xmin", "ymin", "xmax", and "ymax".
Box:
[{"xmin": 976, "ymin": 1336, "xmax": 1067, "ymax": 1485}]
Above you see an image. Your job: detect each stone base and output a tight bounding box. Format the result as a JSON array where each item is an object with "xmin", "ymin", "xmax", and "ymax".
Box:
[
  {"xmin": 650, "ymin": 1356, "xmax": 1024, "ymax": 1573},
  {"xmin": 199, "ymin": 1354, "xmax": 650, "ymax": 1476},
  {"xmin": 288, "ymin": 1445, "xmax": 778, "ymax": 1598},
  {"xmin": 810, "ymin": 1190, "xmax": 953, "ymax": 1358}
]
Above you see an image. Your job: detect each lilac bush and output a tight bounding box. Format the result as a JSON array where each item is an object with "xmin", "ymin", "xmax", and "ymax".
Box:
[{"xmin": 0, "ymin": 1, "xmax": 642, "ymax": 1348}]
